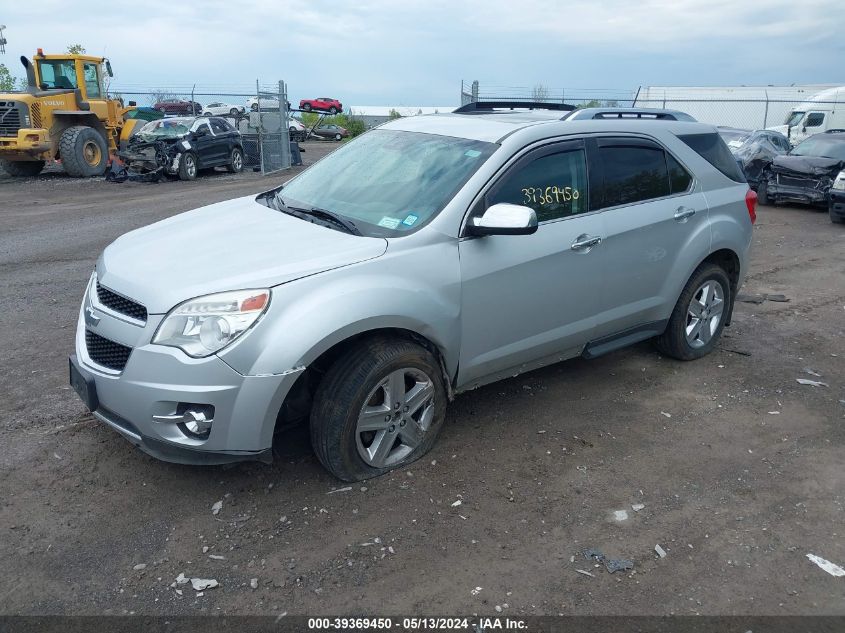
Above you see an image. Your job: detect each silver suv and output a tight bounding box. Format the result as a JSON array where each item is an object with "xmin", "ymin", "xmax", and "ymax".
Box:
[{"xmin": 70, "ymin": 104, "xmax": 756, "ymax": 481}]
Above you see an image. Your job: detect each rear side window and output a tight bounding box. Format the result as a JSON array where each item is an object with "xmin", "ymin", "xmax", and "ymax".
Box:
[
  {"xmin": 667, "ymin": 154, "xmax": 693, "ymax": 193},
  {"xmin": 210, "ymin": 119, "xmax": 231, "ymax": 134},
  {"xmin": 597, "ymin": 145, "xmax": 670, "ymax": 208},
  {"xmin": 678, "ymin": 133, "xmax": 745, "ymax": 182},
  {"xmin": 488, "ymin": 149, "xmax": 588, "ymax": 222}
]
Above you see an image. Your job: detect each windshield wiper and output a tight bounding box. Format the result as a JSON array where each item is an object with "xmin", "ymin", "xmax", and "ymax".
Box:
[{"xmin": 274, "ymin": 194, "xmax": 361, "ymax": 235}]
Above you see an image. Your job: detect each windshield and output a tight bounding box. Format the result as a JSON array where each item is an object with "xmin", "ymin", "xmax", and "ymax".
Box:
[
  {"xmin": 36, "ymin": 59, "xmax": 78, "ymax": 90},
  {"xmin": 277, "ymin": 129, "xmax": 497, "ymax": 236},
  {"xmin": 791, "ymin": 137, "xmax": 845, "ymax": 160},
  {"xmin": 137, "ymin": 119, "xmax": 192, "ymax": 138},
  {"xmin": 785, "ymin": 111, "xmax": 805, "ymax": 127}
]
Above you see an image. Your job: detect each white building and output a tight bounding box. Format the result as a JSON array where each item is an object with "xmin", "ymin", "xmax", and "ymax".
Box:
[{"xmin": 634, "ymin": 85, "xmax": 840, "ymax": 129}]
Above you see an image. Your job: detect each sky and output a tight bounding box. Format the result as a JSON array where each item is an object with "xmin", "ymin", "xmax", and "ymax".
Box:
[{"xmin": 1, "ymin": 0, "xmax": 843, "ymax": 106}]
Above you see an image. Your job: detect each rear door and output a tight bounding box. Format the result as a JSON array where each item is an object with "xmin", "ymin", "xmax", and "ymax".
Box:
[
  {"xmin": 457, "ymin": 139, "xmax": 605, "ymax": 388},
  {"xmin": 189, "ymin": 121, "xmax": 218, "ymax": 167},
  {"xmin": 210, "ymin": 118, "xmax": 236, "ymax": 163},
  {"xmin": 588, "ymin": 136, "xmax": 709, "ymax": 340}
]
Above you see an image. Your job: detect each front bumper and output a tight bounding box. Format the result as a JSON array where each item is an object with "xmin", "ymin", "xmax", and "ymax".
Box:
[
  {"xmin": 766, "ymin": 174, "xmax": 829, "ymax": 206},
  {"xmin": 71, "ymin": 276, "xmax": 303, "ymax": 465},
  {"xmin": 0, "ymin": 129, "xmax": 52, "ymax": 160}
]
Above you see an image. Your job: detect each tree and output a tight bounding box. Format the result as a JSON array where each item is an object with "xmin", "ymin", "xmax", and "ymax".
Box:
[
  {"xmin": 148, "ymin": 88, "xmax": 178, "ymax": 105},
  {"xmin": 0, "ymin": 63, "xmax": 16, "ymax": 91},
  {"xmin": 532, "ymin": 84, "xmax": 549, "ymax": 102},
  {"xmin": 388, "ymin": 108, "xmax": 402, "ymax": 120},
  {"xmin": 66, "ymin": 44, "xmax": 86, "ymax": 54}
]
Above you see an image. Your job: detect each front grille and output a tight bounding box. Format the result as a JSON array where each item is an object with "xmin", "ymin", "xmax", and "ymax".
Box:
[
  {"xmin": 96, "ymin": 282, "xmax": 148, "ymax": 322},
  {"xmin": 777, "ymin": 174, "xmax": 817, "ymax": 188},
  {"xmin": 0, "ymin": 103, "xmax": 22, "ymax": 137},
  {"xmin": 85, "ymin": 330, "xmax": 132, "ymax": 372}
]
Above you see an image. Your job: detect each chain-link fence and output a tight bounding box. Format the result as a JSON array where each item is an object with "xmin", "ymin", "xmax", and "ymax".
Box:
[
  {"xmin": 112, "ymin": 80, "xmax": 292, "ymax": 174},
  {"xmin": 460, "ymin": 80, "xmax": 843, "ymax": 132}
]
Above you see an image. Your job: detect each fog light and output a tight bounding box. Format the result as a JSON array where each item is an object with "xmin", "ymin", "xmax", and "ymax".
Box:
[{"xmin": 183, "ymin": 410, "xmax": 212, "ymax": 435}]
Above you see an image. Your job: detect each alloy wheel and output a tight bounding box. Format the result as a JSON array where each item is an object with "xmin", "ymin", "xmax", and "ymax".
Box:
[{"xmin": 685, "ymin": 280, "xmax": 725, "ymax": 348}]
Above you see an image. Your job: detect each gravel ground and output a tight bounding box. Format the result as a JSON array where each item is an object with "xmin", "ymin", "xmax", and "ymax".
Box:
[{"xmin": 0, "ymin": 154, "xmax": 843, "ymax": 616}]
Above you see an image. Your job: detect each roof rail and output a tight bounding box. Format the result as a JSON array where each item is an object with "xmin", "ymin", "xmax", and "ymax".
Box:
[
  {"xmin": 563, "ymin": 107, "xmax": 696, "ymax": 122},
  {"xmin": 454, "ymin": 100, "xmax": 576, "ymax": 114}
]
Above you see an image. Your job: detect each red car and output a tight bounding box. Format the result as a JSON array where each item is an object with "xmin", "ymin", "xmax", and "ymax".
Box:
[
  {"xmin": 299, "ymin": 97, "xmax": 343, "ymax": 114},
  {"xmin": 153, "ymin": 99, "xmax": 202, "ymax": 115}
]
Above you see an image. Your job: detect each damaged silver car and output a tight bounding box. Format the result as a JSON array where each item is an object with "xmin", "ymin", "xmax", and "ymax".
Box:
[{"xmin": 118, "ymin": 117, "xmax": 244, "ymax": 181}]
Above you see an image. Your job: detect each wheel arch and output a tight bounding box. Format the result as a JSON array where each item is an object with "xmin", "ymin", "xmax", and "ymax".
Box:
[{"xmin": 273, "ymin": 326, "xmax": 454, "ymax": 436}]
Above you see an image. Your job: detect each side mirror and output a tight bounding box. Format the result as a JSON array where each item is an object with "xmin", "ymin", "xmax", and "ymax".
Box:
[
  {"xmin": 128, "ymin": 100, "xmax": 137, "ymax": 106},
  {"xmin": 105, "ymin": 60, "xmax": 113, "ymax": 78},
  {"xmin": 466, "ymin": 203, "xmax": 538, "ymax": 237}
]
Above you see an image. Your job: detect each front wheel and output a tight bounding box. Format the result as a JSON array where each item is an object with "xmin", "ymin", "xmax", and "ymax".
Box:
[
  {"xmin": 310, "ymin": 337, "xmax": 447, "ymax": 481},
  {"xmin": 226, "ymin": 147, "xmax": 243, "ymax": 173},
  {"xmin": 59, "ymin": 126, "xmax": 108, "ymax": 177},
  {"xmin": 831, "ymin": 201, "xmax": 845, "ymax": 224},
  {"xmin": 178, "ymin": 152, "xmax": 198, "ymax": 180},
  {"xmin": 1, "ymin": 159, "xmax": 45, "ymax": 177},
  {"xmin": 654, "ymin": 264, "xmax": 731, "ymax": 361},
  {"xmin": 329, "ymin": 107, "xmax": 338, "ymax": 114},
  {"xmin": 230, "ymin": 108, "xmax": 239, "ymax": 117},
  {"xmin": 334, "ymin": 133, "xmax": 342, "ymax": 141},
  {"xmin": 302, "ymin": 103, "xmax": 312, "ymax": 111},
  {"xmin": 757, "ymin": 179, "xmax": 769, "ymax": 206}
]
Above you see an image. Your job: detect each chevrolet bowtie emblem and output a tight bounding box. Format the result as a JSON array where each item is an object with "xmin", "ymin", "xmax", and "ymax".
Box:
[{"xmin": 85, "ymin": 306, "xmax": 101, "ymax": 327}]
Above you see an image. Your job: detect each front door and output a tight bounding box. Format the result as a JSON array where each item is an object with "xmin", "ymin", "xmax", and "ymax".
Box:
[{"xmin": 457, "ymin": 139, "xmax": 605, "ymax": 389}]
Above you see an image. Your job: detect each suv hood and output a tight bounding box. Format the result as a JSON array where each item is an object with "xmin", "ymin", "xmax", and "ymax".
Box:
[
  {"xmin": 97, "ymin": 195, "xmax": 387, "ymax": 314},
  {"xmin": 770, "ymin": 155, "xmax": 845, "ymax": 178}
]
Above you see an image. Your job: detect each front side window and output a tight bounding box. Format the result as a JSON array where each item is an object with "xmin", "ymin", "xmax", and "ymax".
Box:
[
  {"xmin": 487, "ymin": 149, "xmax": 588, "ymax": 222},
  {"xmin": 597, "ymin": 144, "xmax": 670, "ymax": 208},
  {"xmin": 805, "ymin": 113, "xmax": 825, "ymax": 127},
  {"xmin": 37, "ymin": 60, "xmax": 78, "ymax": 90},
  {"xmin": 278, "ymin": 129, "xmax": 497, "ymax": 236},
  {"xmin": 82, "ymin": 63, "xmax": 101, "ymax": 98},
  {"xmin": 791, "ymin": 137, "xmax": 845, "ymax": 160},
  {"xmin": 785, "ymin": 111, "xmax": 805, "ymax": 127},
  {"xmin": 210, "ymin": 119, "xmax": 229, "ymax": 134}
]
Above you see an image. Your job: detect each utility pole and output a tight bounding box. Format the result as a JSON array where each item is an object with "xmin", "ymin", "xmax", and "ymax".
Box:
[{"xmin": 0, "ymin": 25, "xmax": 8, "ymax": 54}]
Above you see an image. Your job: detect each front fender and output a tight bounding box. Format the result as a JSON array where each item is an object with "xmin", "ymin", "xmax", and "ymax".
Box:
[{"xmin": 217, "ymin": 241, "xmax": 461, "ymax": 378}]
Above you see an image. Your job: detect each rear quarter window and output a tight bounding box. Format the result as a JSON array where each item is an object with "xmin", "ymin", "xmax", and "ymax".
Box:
[{"xmin": 678, "ymin": 133, "xmax": 746, "ymax": 183}]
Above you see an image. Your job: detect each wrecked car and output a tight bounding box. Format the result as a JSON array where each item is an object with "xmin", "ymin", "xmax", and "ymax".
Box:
[
  {"xmin": 119, "ymin": 117, "xmax": 244, "ymax": 181},
  {"xmin": 718, "ymin": 127, "xmax": 790, "ymax": 190},
  {"xmin": 757, "ymin": 132, "xmax": 845, "ymax": 211}
]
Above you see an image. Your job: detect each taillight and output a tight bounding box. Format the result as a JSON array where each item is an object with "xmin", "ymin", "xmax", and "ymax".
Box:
[{"xmin": 745, "ymin": 189, "xmax": 757, "ymax": 224}]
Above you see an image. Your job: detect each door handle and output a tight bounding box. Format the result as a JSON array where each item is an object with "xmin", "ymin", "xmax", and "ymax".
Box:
[
  {"xmin": 674, "ymin": 206, "xmax": 696, "ymax": 221},
  {"xmin": 571, "ymin": 234, "xmax": 602, "ymax": 251}
]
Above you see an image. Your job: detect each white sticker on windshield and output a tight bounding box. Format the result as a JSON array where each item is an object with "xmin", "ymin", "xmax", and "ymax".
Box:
[
  {"xmin": 465, "ymin": 149, "xmax": 481, "ymax": 158},
  {"xmin": 181, "ymin": 140, "xmax": 192, "ymax": 150},
  {"xmin": 377, "ymin": 217, "xmax": 401, "ymax": 229}
]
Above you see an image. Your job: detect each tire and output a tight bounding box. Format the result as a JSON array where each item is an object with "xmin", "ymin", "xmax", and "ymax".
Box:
[
  {"xmin": 757, "ymin": 179, "xmax": 769, "ymax": 206},
  {"xmin": 831, "ymin": 201, "xmax": 845, "ymax": 224},
  {"xmin": 229, "ymin": 108, "xmax": 239, "ymax": 117},
  {"xmin": 203, "ymin": 112, "xmax": 212, "ymax": 117},
  {"xmin": 310, "ymin": 336, "xmax": 448, "ymax": 481},
  {"xmin": 329, "ymin": 107, "xmax": 338, "ymax": 115},
  {"xmin": 250, "ymin": 103, "xmax": 258, "ymax": 112},
  {"xmin": 334, "ymin": 133, "xmax": 342, "ymax": 141},
  {"xmin": 1, "ymin": 159, "xmax": 45, "ymax": 177},
  {"xmin": 654, "ymin": 263, "xmax": 731, "ymax": 361},
  {"xmin": 178, "ymin": 151, "xmax": 198, "ymax": 180},
  {"xmin": 226, "ymin": 147, "xmax": 244, "ymax": 173},
  {"xmin": 59, "ymin": 126, "xmax": 108, "ymax": 177},
  {"xmin": 302, "ymin": 103, "xmax": 312, "ymax": 112}
]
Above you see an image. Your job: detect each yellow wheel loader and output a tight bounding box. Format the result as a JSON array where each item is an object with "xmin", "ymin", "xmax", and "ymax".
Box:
[{"xmin": 0, "ymin": 49, "xmax": 144, "ymax": 177}]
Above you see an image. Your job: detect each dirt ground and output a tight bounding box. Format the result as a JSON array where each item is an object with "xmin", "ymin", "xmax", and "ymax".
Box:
[{"xmin": 0, "ymin": 147, "xmax": 843, "ymax": 616}]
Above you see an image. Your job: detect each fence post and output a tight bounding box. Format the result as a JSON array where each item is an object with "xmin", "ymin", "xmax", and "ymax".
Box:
[
  {"xmin": 256, "ymin": 79, "xmax": 265, "ymax": 175},
  {"xmin": 763, "ymin": 90, "xmax": 769, "ymax": 128},
  {"xmin": 471, "ymin": 80, "xmax": 479, "ymax": 103},
  {"xmin": 280, "ymin": 79, "xmax": 291, "ymax": 170}
]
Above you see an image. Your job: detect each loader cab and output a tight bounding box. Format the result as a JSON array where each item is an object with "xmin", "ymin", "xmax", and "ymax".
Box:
[{"xmin": 33, "ymin": 52, "xmax": 110, "ymax": 101}]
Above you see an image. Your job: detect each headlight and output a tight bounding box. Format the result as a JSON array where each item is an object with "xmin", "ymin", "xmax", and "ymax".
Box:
[
  {"xmin": 152, "ymin": 289, "xmax": 270, "ymax": 357},
  {"xmin": 832, "ymin": 170, "xmax": 845, "ymax": 191}
]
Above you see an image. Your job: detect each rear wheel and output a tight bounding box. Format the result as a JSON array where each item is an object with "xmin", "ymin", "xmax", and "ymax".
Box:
[
  {"xmin": 178, "ymin": 152, "xmax": 198, "ymax": 180},
  {"xmin": 59, "ymin": 126, "xmax": 108, "ymax": 177},
  {"xmin": 310, "ymin": 337, "xmax": 447, "ymax": 481},
  {"xmin": 250, "ymin": 103, "xmax": 259, "ymax": 112},
  {"xmin": 302, "ymin": 103, "xmax": 312, "ymax": 112},
  {"xmin": 654, "ymin": 263, "xmax": 731, "ymax": 361},
  {"xmin": 757, "ymin": 179, "xmax": 770, "ymax": 205},
  {"xmin": 329, "ymin": 106, "xmax": 338, "ymax": 114},
  {"xmin": 334, "ymin": 133, "xmax": 342, "ymax": 141},
  {"xmin": 0, "ymin": 159, "xmax": 45, "ymax": 177},
  {"xmin": 229, "ymin": 108, "xmax": 239, "ymax": 117},
  {"xmin": 226, "ymin": 147, "xmax": 244, "ymax": 173}
]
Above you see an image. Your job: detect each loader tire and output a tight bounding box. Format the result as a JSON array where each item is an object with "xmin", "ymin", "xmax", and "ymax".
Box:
[
  {"xmin": 60, "ymin": 126, "xmax": 108, "ymax": 177},
  {"xmin": 0, "ymin": 160, "xmax": 45, "ymax": 177}
]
